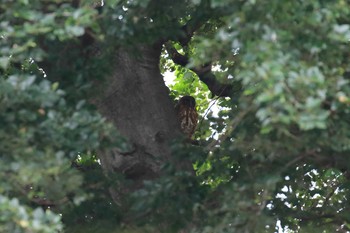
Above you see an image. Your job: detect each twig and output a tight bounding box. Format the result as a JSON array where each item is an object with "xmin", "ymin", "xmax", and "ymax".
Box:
[{"xmin": 197, "ymin": 96, "xmax": 220, "ymax": 132}]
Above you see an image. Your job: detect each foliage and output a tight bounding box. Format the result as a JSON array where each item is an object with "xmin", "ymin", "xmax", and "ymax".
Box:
[
  {"xmin": 2, "ymin": 0, "xmax": 350, "ymax": 232},
  {"xmin": 0, "ymin": 195, "xmax": 62, "ymax": 233},
  {"xmin": 0, "ymin": 1, "xmax": 123, "ymax": 232}
]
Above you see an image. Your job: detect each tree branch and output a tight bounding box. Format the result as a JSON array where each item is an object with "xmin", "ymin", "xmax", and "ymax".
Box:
[
  {"xmin": 164, "ymin": 42, "xmax": 188, "ymax": 66},
  {"xmin": 162, "ymin": 0, "xmax": 243, "ymax": 97},
  {"xmin": 192, "ymin": 64, "xmax": 239, "ymax": 97},
  {"xmin": 177, "ymin": 1, "xmax": 212, "ymax": 47},
  {"xmin": 165, "ymin": 42, "xmax": 240, "ymax": 97},
  {"xmin": 176, "ymin": 0, "xmax": 237, "ymax": 46}
]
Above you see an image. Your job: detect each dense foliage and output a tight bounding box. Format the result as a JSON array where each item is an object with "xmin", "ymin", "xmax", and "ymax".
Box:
[{"xmin": 1, "ymin": 0, "xmax": 350, "ymax": 232}]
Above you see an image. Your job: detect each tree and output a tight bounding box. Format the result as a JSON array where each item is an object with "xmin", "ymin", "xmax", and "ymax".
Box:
[{"xmin": 1, "ymin": 0, "xmax": 350, "ymax": 232}]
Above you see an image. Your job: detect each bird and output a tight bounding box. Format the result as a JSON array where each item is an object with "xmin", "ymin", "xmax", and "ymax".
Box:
[{"xmin": 175, "ymin": 96, "xmax": 198, "ymax": 139}]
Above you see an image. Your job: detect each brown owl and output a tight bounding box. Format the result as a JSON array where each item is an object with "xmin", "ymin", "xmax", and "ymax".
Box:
[{"xmin": 175, "ymin": 96, "xmax": 198, "ymax": 139}]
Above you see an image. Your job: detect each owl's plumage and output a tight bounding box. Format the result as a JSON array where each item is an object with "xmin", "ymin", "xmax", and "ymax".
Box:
[{"xmin": 175, "ymin": 96, "xmax": 198, "ymax": 139}]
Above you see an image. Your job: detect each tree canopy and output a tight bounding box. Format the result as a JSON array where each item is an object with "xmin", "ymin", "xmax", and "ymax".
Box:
[{"xmin": 1, "ymin": 0, "xmax": 350, "ymax": 232}]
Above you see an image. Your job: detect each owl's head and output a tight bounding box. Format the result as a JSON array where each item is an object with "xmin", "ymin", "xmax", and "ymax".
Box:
[{"xmin": 179, "ymin": 96, "xmax": 196, "ymax": 109}]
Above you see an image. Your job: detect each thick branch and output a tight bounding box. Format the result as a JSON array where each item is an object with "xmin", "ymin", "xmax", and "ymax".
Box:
[
  {"xmin": 176, "ymin": 0, "xmax": 238, "ymax": 47},
  {"xmin": 193, "ymin": 64, "xmax": 239, "ymax": 97},
  {"xmin": 177, "ymin": 1, "xmax": 212, "ymax": 47},
  {"xmin": 179, "ymin": 16, "xmax": 208, "ymax": 47},
  {"xmin": 162, "ymin": 1, "xmax": 243, "ymax": 97},
  {"xmin": 164, "ymin": 43, "xmax": 188, "ymax": 66},
  {"xmin": 165, "ymin": 43, "xmax": 240, "ymax": 97}
]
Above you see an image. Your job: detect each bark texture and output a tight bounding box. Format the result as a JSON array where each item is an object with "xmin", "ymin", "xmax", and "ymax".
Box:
[{"xmin": 95, "ymin": 44, "xmax": 183, "ymax": 204}]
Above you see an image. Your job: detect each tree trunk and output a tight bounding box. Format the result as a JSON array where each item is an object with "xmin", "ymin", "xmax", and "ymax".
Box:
[{"xmin": 95, "ymin": 44, "xmax": 183, "ymax": 204}]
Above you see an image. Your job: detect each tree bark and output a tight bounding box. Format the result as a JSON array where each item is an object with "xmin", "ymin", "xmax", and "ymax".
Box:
[{"xmin": 94, "ymin": 44, "xmax": 184, "ymax": 204}]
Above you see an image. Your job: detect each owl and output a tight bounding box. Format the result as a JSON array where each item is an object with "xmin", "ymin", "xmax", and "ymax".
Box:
[{"xmin": 175, "ymin": 96, "xmax": 198, "ymax": 139}]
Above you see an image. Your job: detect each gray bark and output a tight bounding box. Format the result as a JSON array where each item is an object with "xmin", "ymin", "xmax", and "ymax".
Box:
[{"xmin": 95, "ymin": 44, "xmax": 184, "ymax": 204}]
